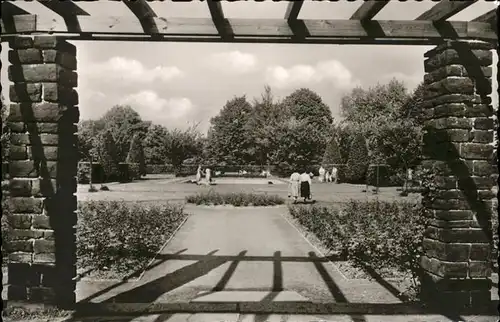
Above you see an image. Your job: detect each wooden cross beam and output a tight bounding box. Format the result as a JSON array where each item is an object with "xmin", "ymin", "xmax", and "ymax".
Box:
[
  {"xmin": 1, "ymin": 15, "xmax": 496, "ymax": 45},
  {"xmin": 38, "ymin": 0, "xmax": 90, "ymax": 33},
  {"xmin": 113, "ymin": 0, "xmax": 160, "ymax": 35},
  {"xmin": 472, "ymin": 8, "xmax": 497, "ymax": 25},
  {"xmin": 350, "ymin": 0, "xmax": 390, "ymax": 21},
  {"xmin": 1, "ymin": 1, "xmax": 30, "ymax": 18},
  {"xmin": 416, "ymin": 0, "xmax": 478, "ymax": 21},
  {"xmin": 284, "ymin": 1, "xmax": 304, "ymax": 21},
  {"xmin": 207, "ymin": 0, "xmax": 234, "ymax": 40}
]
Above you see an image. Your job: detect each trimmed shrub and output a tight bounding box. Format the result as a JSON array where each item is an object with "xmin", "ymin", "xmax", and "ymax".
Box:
[
  {"xmin": 77, "ymin": 162, "xmax": 106, "ymax": 184},
  {"xmin": 126, "ymin": 133, "xmax": 146, "ymax": 177},
  {"xmin": 344, "ymin": 134, "xmax": 369, "ymax": 183},
  {"xmin": 322, "ymin": 138, "xmax": 343, "ymax": 166},
  {"xmin": 366, "ymin": 164, "xmax": 391, "ymax": 187},
  {"xmin": 98, "ymin": 130, "xmax": 120, "ymax": 181},
  {"xmin": 77, "ymin": 200, "xmax": 186, "ymax": 273},
  {"xmin": 289, "ymin": 199, "xmax": 428, "ymax": 296},
  {"xmin": 186, "ymin": 190, "xmax": 285, "ymax": 207}
]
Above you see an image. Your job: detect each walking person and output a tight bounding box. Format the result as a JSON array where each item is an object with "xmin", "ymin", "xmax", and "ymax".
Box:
[
  {"xmin": 331, "ymin": 166, "xmax": 338, "ymax": 184},
  {"xmin": 196, "ymin": 165, "xmax": 202, "ymax": 184},
  {"xmin": 404, "ymin": 168, "xmax": 413, "ymax": 193},
  {"xmin": 325, "ymin": 171, "xmax": 331, "ymax": 183},
  {"xmin": 288, "ymin": 171, "xmax": 300, "ymax": 203},
  {"xmin": 299, "ymin": 169, "xmax": 312, "ymax": 202},
  {"xmin": 205, "ymin": 167, "xmax": 211, "ymax": 185},
  {"xmin": 318, "ymin": 166, "xmax": 325, "ymax": 183}
]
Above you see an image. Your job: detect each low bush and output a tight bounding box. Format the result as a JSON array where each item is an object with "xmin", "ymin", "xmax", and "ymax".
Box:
[
  {"xmin": 76, "ymin": 200, "xmax": 186, "ymax": 274},
  {"xmin": 186, "ymin": 190, "xmax": 285, "ymax": 207},
  {"xmin": 288, "ymin": 199, "xmax": 428, "ymax": 297}
]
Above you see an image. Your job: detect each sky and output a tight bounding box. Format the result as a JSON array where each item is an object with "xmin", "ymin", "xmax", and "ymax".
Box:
[{"xmin": 1, "ymin": 1, "xmax": 498, "ymax": 134}]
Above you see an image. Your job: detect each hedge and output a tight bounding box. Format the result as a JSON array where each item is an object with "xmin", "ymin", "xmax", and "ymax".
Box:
[
  {"xmin": 77, "ymin": 200, "xmax": 186, "ymax": 273},
  {"xmin": 77, "ymin": 162, "xmax": 142, "ymax": 184},
  {"xmin": 186, "ymin": 190, "xmax": 285, "ymax": 207},
  {"xmin": 146, "ymin": 164, "xmax": 175, "ymax": 174},
  {"xmin": 289, "ymin": 199, "xmax": 428, "ymax": 297}
]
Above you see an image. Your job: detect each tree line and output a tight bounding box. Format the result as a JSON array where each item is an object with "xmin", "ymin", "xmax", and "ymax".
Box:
[{"xmin": 1, "ymin": 78, "xmax": 425, "ymax": 183}]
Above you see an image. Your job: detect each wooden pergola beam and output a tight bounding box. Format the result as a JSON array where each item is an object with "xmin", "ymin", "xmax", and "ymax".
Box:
[
  {"xmin": 284, "ymin": 1, "xmax": 304, "ymax": 21},
  {"xmin": 416, "ymin": 0, "xmax": 478, "ymax": 21},
  {"xmin": 1, "ymin": 1, "xmax": 30, "ymax": 18},
  {"xmin": 472, "ymin": 8, "xmax": 497, "ymax": 25},
  {"xmin": 38, "ymin": 0, "xmax": 90, "ymax": 33},
  {"xmin": 350, "ymin": 0, "xmax": 389, "ymax": 21},
  {"xmin": 207, "ymin": 0, "xmax": 233, "ymax": 40},
  {"xmin": 1, "ymin": 15, "xmax": 496, "ymax": 44},
  {"xmin": 118, "ymin": 0, "xmax": 160, "ymax": 34}
]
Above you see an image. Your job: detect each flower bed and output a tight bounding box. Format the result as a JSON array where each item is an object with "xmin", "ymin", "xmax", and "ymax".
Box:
[
  {"xmin": 186, "ymin": 190, "xmax": 285, "ymax": 207},
  {"xmin": 288, "ymin": 199, "xmax": 427, "ymax": 299},
  {"xmin": 76, "ymin": 200, "xmax": 186, "ymax": 279}
]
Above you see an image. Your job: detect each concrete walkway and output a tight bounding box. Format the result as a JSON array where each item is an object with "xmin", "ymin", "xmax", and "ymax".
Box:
[{"xmin": 72, "ymin": 205, "xmax": 498, "ymax": 322}]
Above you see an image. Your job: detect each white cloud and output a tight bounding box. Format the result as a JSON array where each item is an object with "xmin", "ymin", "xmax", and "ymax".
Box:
[
  {"xmin": 265, "ymin": 60, "xmax": 359, "ymax": 89},
  {"xmin": 83, "ymin": 57, "xmax": 183, "ymax": 83},
  {"xmin": 119, "ymin": 91, "xmax": 194, "ymax": 125},
  {"xmin": 379, "ymin": 72, "xmax": 424, "ymax": 91},
  {"xmin": 210, "ymin": 51, "xmax": 258, "ymax": 73}
]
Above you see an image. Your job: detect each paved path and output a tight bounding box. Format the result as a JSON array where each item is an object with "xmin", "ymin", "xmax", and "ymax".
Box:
[
  {"xmin": 79, "ymin": 205, "xmax": 404, "ymax": 305},
  {"xmin": 72, "ymin": 205, "xmax": 499, "ymax": 322}
]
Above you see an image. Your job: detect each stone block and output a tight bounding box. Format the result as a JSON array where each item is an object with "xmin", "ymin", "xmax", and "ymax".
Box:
[
  {"xmin": 9, "ymin": 197, "xmax": 43, "ymax": 214},
  {"xmin": 423, "ymin": 238, "xmax": 471, "ymax": 261},
  {"xmin": 425, "ymin": 226, "xmax": 489, "ymax": 243},
  {"xmin": 43, "ymin": 83, "xmax": 79, "ymax": 105},
  {"xmin": 8, "ymin": 49, "xmax": 43, "ymax": 65},
  {"xmin": 473, "ymin": 118, "xmax": 494, "ymax": 130},
  {"xmin": 421, "ymin": 256, "xmax": 468, "ymax": 278},
  {"xmin": 470, "ymin": 243, "xmax": 491, "ymax": 261},
  {"xmin": 7, "ymin": 213, "xmax": 32, "ymax": 229},
  {"xmin": 43, "ymin": 50, "xmax": 77, "ymax": 70},
  {"xmin": 9, "ymin": 179, "xmax": 33, "ymax": 197},
  {"xmin": 9, "ymin": 83, "xmax": 42, "ymax": 102},
  {"xmin": 469, "ymin": 261, "xmax": 491, "ymax": 278},
  {"xmin": 33, "ymin": 240, "xmax": 55, "ymax": 253},
  {"xmin": 459, "ymin": 143, "xmax": 494, "ymax": 160},
  {"xmin": 34, "ymin": 36, "xmax": 77, "ymax": 56}
]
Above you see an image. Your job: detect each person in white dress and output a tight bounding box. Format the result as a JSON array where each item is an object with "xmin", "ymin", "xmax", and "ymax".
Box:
[
  {"xmin": 205, "ymin": 167, "xmax": 211, "ymax": 185},
  {"xmin": 196, "ymin": 165, "xmax": 202, "ymax": 184},
  {"xmin": 318, "ymin": 166, "xmax": 325, "ymax": 183},
  {"xmin": 331, "ymin": 166, "xmax": 338, "ymax": 184},
  {"xmin": 288, "ymin": 172, "xmax": 301, "ymax": 203}
]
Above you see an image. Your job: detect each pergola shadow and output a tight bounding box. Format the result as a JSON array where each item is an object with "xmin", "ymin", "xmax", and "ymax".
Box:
[{"xmin": 69, "ymin": 249, "xmax": 497, "ymax": 322}]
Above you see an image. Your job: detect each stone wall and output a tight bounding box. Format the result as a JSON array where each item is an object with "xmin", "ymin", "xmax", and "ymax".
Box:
[
  {"xmin": 6, "ymin": 36, "xmax": 79, "ymax": 307},
  {"xmin": 419, "ymin": 40, "xmax": 496, "ymax": 308}
]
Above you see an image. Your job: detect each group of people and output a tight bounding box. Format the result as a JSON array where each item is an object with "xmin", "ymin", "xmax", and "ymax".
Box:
[
  {"xmin": 288, "ymin": 170, "xmax": 313, "ymax": 203},
  {"xmin": 318, "ymin": 166, "xmax": 338, "ymax": 183},
  {"xmin": 196, "ymin": 165, "xmax": 212, "ymax": 185}
]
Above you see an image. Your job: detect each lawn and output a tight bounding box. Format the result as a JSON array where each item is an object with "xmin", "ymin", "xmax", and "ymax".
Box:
[{"xmin": 77, "ymin": 173, "xmax": 421, "ymax": 205}]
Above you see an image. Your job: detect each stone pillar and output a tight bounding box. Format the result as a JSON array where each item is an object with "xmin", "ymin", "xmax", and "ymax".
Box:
[
  {"xmin": 6, "ymin": 36, "xmax": 79, "ymax": 308},
  {"xmin": 420, "ymin": 40, "xmax": 496, "ymax": 309}
]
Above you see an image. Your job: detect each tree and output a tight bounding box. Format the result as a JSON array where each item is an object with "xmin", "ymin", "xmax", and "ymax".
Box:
[
  {"xmin": 245, "ymin": 85, "xmax": 288, "ymax": 166},
  {"xmin": 282, "ymin": 88, "xmax": 333, "ymax": 129},
  {"xmin": 143, "ymin": 124, "xmax": 169, "ymax": 165},
  {"xmin": 164, "ymin": 125, "xmax": 204, "ymax": 171},
  {"xmin": 269, "ymin": 118, "xmax": 327, "ymax": 174},
  {"xmin": 345, "ymin": 133, "xmax": 369, "ymax": 183},
  {"xmin": 77, "ymin": 119, "xmax": 105, "ymax": 162},
  {"xmin": 98, "ymin": 129, "xmax": 120, "ymax": 183},
  {"xmin": 206, "ymin": 96, "xmax": 254, "ymax": 165},
  {"xmin": 100, "ymin": 105, "xmax": 150, "ymax": 162},
  {"xmin": 126, "ymin": 132, "xmax": 146, "ymax": 176},
  {"xmin": 340, "ymin": 79, "xmax": 410, "ymax": 125}
]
